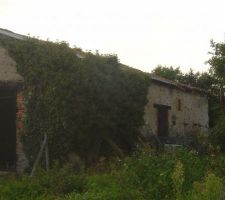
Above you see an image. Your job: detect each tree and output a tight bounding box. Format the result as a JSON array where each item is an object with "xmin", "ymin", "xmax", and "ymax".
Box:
[
  {"xmin": 207, "ymin": 40, "xmax": 225, "ymax": 149},
  {"xmin": 208, "ymin": 40, "xmax": 225, "ymax": 113},
  {"xmin": 152, "ymin": 65, "xmax": 215, "ymax": 91},
  {"xmin": 179, "ymin": 69, "xmax": 200, "ymax": 86},
  {"xmin": 208, "ymin": 40, "xmax": 225, "ymax": 83},
  {"xmin": 152, "ymin": 65, "xmax": 182, "ymax": 81}
]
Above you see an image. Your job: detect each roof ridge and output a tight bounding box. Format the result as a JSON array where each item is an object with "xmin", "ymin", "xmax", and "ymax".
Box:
[
  {"xmin": 150, "ymin": 74, "xmax": 207, "ymax": 94},
  {"xmin": 0, "ymin": 28, "xmax": 26, "ymax": 40}
]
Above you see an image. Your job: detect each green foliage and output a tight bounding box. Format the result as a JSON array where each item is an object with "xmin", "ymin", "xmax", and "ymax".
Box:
[
  {"xmin": 0, "ymin": 165, "xmax": 87, "ymax": 200},
  {"xmin": 61, "ymin": 148, "xmax": 225, "ymax": 200},
  {"xmin": 120, "ymin": 149, "xmax": 175, "ymax": 199},
  {"xmin": 172, "ymin": 161, "xmax": 184, "ymax": 200},
  {"xmin": 209, "ymin": 96, "xmax": 222, "ymax": 127},
  {"xmin": 152, "ymin": 65, "xmax": 182, "ymax": 80},
  {"xmin": 35, "ymin": 162, "xmax": 87, "ymax": 195},
  {"xmin": 0, "ymin": 36, "xmax": 150, "ymax": 165},
  {"xmin": 152, "ymin": 65, "xmax": 216, "ymax": 91},
  {"xmin": 66, "ymin": 174, "xmax": 144, "ymax": 200},
  {"xmin": 1, "ymin": 149, "xmax": 225, "ymax": 199},
  {"xmin": 185, "ymin": 173, "xmax": 224, "ymax": 200},
  {"xmin": 118, "ymin": 148, "xmax": 218, "ymax": 199},
  {"xmin": 0, "ymin": 176, "xmax": 50, "ymax": 200},
  {"xmin": 64, "ymin": 189, "xmax": 144, "ymax": 200},
  {"xmin": 193, "ymin": 72, "xmax": 217, "ymax": 91},
  {"xmin": 206, "ymin": 40, "xmax": 225, "ymax": 150},
  {"xmin": 208, "ymin": 40, "xmax": 225, "ymax": 83},
  {"xmin": 210, "ymin": 115, "xmax": 225, "ymax": 151}
]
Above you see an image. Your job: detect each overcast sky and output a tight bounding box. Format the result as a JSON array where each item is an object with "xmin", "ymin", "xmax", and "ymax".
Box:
[{"xmin": 1, "ymin": 0, "xmax": 225, "ymax": 73}]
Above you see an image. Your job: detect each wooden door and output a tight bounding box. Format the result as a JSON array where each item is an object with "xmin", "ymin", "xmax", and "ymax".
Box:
[
  {"xmin": 154, "ymin": 104, "xmax": 170, "ymax": 137},
  {"xmin": 157, "ymin": 107, "xmax": 169, "ymax": 137}
]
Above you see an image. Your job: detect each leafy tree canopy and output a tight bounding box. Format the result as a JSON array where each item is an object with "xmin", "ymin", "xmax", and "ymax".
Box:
[
  {"xmin": 208, "ymin": 40, "xmax": 225, "ymax": 84},
  {"xmin": 152, "ymin": 65, "xmax": 182, "ymax": 81}
]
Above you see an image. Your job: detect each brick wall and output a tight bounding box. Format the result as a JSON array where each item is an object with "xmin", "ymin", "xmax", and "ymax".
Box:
[{"xmin": 16, "ymin": 91, "xmax": 28, "ymax": 173}]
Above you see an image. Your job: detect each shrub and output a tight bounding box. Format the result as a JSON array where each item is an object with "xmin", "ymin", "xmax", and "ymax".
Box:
[
  {"xmin": 63, "ymin": 174, "xmax": 144, "ymax": 200},
  {"xmin": 0, "ymin": 36, "xmax": 150, "ymax": 165},
  {"xmin": 35, "ymin": 163, "xmax": 87, "ymax": 195},
  {"xmin": 0, "ymin": 164, "xmax": 87, "ymax": 199},
  {"xmin": 2, "ymin": 148, "xmax": 225, "ymax": 199},
  {"xmin": 210, "ymin": 115, "xmax": 225, "ymax": 151},
  {"xmin": 119, "ymin": 148, "xmax": 175, "ymax": 199},
  {"xmin": 186, "ymin": 173, "xmax": 224, "ymax": 200},
  {"xmin": 172, "ymin": 161, "xmax": 184, "ymax": 200},
  {"xmin": 0, "ymin": 176, "xmax": 51, "ymax": 200}
]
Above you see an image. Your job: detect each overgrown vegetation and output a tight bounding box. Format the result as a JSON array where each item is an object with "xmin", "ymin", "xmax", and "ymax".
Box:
[
  {"xmin": 1, "ymin": 32, "xmax": 225, "ymax": 199},
  {"xmin": 0, "ymin": 35, "xmax": 150, "ymax": 166},
  {"xmin": 1, "ymin": 148, "xmax": 225, "ymax": 199}
]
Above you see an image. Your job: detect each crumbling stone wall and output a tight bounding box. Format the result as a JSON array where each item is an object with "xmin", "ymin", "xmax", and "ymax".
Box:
[{"xmin": 142, "ymin": 82, "xmax": 208, "ymax": 138}]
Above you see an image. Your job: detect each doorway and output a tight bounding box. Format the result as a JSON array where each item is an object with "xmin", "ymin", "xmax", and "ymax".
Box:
[
  {"xmin": 154, "ymin": 104, "xmax": 171, "ymax": 137},
  {"xmin": 0, "ymin": 90, "xmax": 16, "ymax": 171}
]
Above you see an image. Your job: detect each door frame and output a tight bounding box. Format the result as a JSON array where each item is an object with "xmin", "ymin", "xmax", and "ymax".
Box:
[{"xmin": 154, "ymin": 104, "xmax": 171, "ymax": 137}]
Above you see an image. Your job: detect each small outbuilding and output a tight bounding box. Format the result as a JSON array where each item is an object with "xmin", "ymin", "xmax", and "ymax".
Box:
[
  {"xmin": 0, "ymin": 46, "xmax": 27, "ymax": 173},
  {"xmin": 142, "ymin": 75, "xmax": 208, "ymax": 143}
]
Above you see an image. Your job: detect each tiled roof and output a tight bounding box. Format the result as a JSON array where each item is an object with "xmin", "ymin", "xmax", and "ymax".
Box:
[
  {"xmin": 0, "ymin": 28, "xmax": 26, "ymax": 40},
  {"xmin": 150, "ymin": 74, "xmax": 207, "ymax": 94}
]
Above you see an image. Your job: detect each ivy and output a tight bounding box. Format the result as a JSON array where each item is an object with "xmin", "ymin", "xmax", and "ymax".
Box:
[{"xmin": 0, "ymin": 36, "xmax": 150, "ymax": 165}]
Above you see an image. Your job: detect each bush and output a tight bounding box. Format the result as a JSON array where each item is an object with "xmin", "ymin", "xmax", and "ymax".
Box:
[
  {"xmin": 0, "ymin": 36, "xmax": 150, "ymax": 165},
  {"xmin": 210, "ymin": 115, "xmax": 225, "ymax": 151},
  {"xmin": 0, "ymin": 176, "xmax": 51, "ymax": 200},
  {"xmin": 0, "ymin": 164, "xmax": 87, "ymax": 200},
  {"xmin": 2, "ymin": 148, "xmax": 225, "ymax": 199},
  {"xmin": 63, "ymin": 174, "xmax": 144, "ymax": 200},
  {"xmin": 117, "ymin": 148, "xmax": 225, "ymax": 199},
  {"xmin": 172, "ymin": 161, "xmax": 184, "ymax": 200},
  {"xmin": 120, "ymin": 149, "xmax": 175, "ymax": 199},
  {"xmin": 185, "ymin": 173, "xmax": 224, "ymax": 200},
  {"xmin": 34, "ymin": 163, "xmax": 87, "ymax": 195}
]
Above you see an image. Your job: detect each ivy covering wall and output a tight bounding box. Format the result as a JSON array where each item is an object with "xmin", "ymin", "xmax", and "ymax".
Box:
[{"xmin": 0, "ymin": 36, "xmax": 150, "ymax": 165}]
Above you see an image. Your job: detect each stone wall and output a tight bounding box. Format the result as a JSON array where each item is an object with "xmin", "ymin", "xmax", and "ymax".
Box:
[
  {"xmin": 16, "ymin": 91, "xmax": 28, "ymax": 173},
  {"xmin": 142, "ymin": 82, "xmax": 208, "ymax": 139}
]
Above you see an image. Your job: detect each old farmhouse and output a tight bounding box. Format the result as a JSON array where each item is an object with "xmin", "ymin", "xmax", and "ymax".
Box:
[
  {"xmin": 142, "ymin": 75, "xmax": 208, "ymax": 143},
  {"xmin": 0, "ymin": 28, "xmax": 209, "ymax": 173}
]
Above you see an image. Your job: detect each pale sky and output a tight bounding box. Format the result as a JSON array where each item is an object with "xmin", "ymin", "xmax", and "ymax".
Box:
[{"xmin": 1, "ymin": 0, "xmax": 225, "ymax": 73}]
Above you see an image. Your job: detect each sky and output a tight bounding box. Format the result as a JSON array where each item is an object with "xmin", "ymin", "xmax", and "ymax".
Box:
[{"xmin": 0, "ymin": 0, "xmax": 225, "ymax": 73}]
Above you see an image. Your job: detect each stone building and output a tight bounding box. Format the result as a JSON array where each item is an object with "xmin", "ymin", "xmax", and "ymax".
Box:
[
  {"xmin": 142, "ymin": 75, "xmax": 208, "ymax": 143},
  {"xmin": 0, "ymin": 46, "xmax": 27, "ymax": 173}
]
